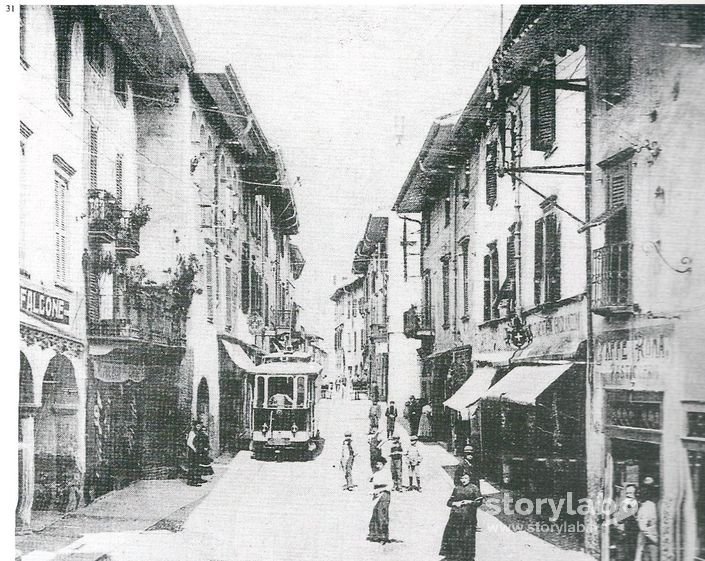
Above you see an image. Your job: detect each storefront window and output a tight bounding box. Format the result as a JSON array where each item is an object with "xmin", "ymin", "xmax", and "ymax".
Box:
[{"xmin": 687, "ymin": 450, "xmax": 705, "ymax": 561}]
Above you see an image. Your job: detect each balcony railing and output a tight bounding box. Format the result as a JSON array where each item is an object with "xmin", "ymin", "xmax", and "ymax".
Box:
[
  {"xmin": 115, "ymin": 213, "xmax": 140, "ymax": 258},
  {"xmin": 89, "ymin": 286, "xmax": 186, "ymax": 348},
  {"xmin": 403, "ymin": 305, "xmax": 434, "ymax": 339},
  {"xmin": 369, "ymin": 322, "xmax": 388, "ymax": 339},
  {"xmin": 270, "ymin": 308, "xmax": 297, "ymax": 332},
  {"xmin": 88, "ymin": 189, "xmax": 120, "ymax": 243},
  {"xmin": 592, "ymin": 241, "xmax": 633, "ymax": 314}
]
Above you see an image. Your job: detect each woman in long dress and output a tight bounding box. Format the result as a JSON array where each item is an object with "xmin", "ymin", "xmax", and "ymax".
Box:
[
  {"xmin": 439, "ymin": 473, "xmax": 482, "ymax": 561},
  {"xmin": 418, "ymin": 401, "xmax": 433, "ymax": 441},
  {"xmin": 367, "ymin": 457, "xmax": 393, "ymax": 543}
]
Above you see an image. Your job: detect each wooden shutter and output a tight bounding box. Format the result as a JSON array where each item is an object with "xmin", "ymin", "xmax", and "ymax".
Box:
[
  {"xmin": 54, "ymin": 173, "xmax": 67, "ymax": 282},
  {"xmin": 486, "ymin": 141, "xmax": 497, "ymax": 207},
  {"xmin": 241, "ymin": 244, "xmax": 250, "ymax": 313},
  {"xmin": 506, "ymin": 234, "xmax": 516, "ymax": 304},
  {"xmin": 545, "ymin": 213, "xmax": 561, "ymax": 302},
  {"xmin": 534, "ymin": 218, "xmax": 544, "ymax": 305},
  {"xmin": 442, "ymin": 259, "xmax": 450, "ymax": 327},
  {"xmin": 115, "ymin": 153, "xmax": 123, "ymax": 204},
  {"xmin": 484, "ymin": 254, "xmax": 491, "ymax": 321},
  {"xmin": 531, "ymin": 63, "xmax": 556, "ymax": 151},
  {"xmin": 205, "ymin": 248, "xmax": 213, "ymax": 320},
  {"xmin": 90, "ymin": 123, "xmax": 98, "ymax": 190},
  {"xmin": 491, "ymin": 249, "xmax": 499, "ymax": 318},
  {"xmin": 462, "ymin": 244, "xmax": 469, "ymax": 316},
  {"xmin": 608, "ymin": 164, "xmax": 628, "ymax": 208}
]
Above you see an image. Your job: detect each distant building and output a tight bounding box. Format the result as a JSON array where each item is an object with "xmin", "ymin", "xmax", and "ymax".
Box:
[{"xmin": 330, "ymin": 277, "xmax": 365, "ymax": 392}]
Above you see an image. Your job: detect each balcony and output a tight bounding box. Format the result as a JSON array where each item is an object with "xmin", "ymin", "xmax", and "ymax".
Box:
[
  {"xmin": 115, "ymin": 213, "xmax": 140, "ymax": 258},
  {"xmin": 270, "ymin": 308, "xmax": 297, "ymax": 333},
  {"xmin": 592, "ymin": 241, "xmax": 633, "ymax": 315},
  {"xmin": 88, "ymin": 286, "xmax": 186, "ymax": 348},
  {"xmin": 403, "ymin": 305, "xmax": 434, "ymax": 339},
  {"xmin": 88, "ymin": 189, "xmax": 120, "ymax": 243},
  {"xmin": 369, "ymin": 322, "xmax": 388, "ymax": 339}
]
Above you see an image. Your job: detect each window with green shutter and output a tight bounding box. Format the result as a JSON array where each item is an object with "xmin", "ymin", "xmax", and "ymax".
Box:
[{"xmin": 486, "ymin": 141, "xmax": 497, "ymax": 207}]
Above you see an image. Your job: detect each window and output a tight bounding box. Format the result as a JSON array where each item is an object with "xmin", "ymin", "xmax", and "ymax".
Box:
[
  {"xmin": 441, "ymin": 255, "xmax": 450, "ymax": 329},
  {"xmin": 498, "ymin": 230, "xmax": 517, "ymax": 314},
  {"xmin": 485, "ymin": 141, "xmax": 497, "ymax": 207},
  {"xmin": 53, "ymin": 7, "xmax": 72, "ymax": 107},
  {"xmin": 534, "ymin": 212, "xmax": 561, "ymax": 305},
  {"xmin": 54, "ymin": 171, "xmax": 68, "ymax": 283},
  {"xmin": 19, "ymin": 5, "xmax": 27, "ymax": 64},
  {"xmin": 115, "ymin": 153, "xmax": 123, "ymax": 204},
  {"xmin": 264, "ymin": 219, "xmax": 269, "ymax": 256},
  {"xmin": 353, "ymin": 331, "xmax": 357, "ymax": 352},
  {"xmin": 225, "ymin": 265, "xmax": 232, "ymax": 328},
  {"xmin": 114, "ymin": 52, "xmax": 127, "ymax": 105},
  {"xmin": 483, "ymin": 244, "xmax": 500, "ymax": 321},
  {"xmin": 530, "ymin": 63, "xmax": 556, "ymax": 152},
  {"xmin": 347, "ymin": 298, "xmax": 351, "ymax": 319},
  {"xmin": 352, "ymin": 299, "xmax": 358, "ymax": 317},
  {"xmin": 215, "ymin": 252, "xmax": 220, "ymax": 304},
  {"xmin": 595, "ymin": 34, "xmax": 631, "ymax": 108},
  {"xmin": 85, "ymin": 14, "xmax": 105, "ymax": 73},
  {"xmin": 461, "ymin": 240, "xmax": 469, "ymax": 317},
  {"xmin": 89, "ymin": 122, "xmax": 98, "ymax": 190},
  {"xmin": 444, "ymin": 194, "xmax": 451, "ymax": 227},
  {"xmin": 241, "ymin": 243, "xmax": 250, "ymax": 313},
  {"xmin": 205, "ymin": 248, "xmax": 214, "ymax": 321},
  {"xmin": 422, "ymin": 270, "xmax": 432, "ymax": 329},
  {"xmin": 422, "ymin": 208, "xmax": 431, "ymax": 246}
]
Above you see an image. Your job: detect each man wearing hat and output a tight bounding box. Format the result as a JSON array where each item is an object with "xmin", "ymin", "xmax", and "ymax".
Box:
[
  {"xmin": 389, "ymin": 435, "xmax": 404, "ymax": 491},
  {"xmin": 454, "ymin": 445, "xmax": 480, "ymax": 489},
  {"xmin": 340, "ymin": 431, "xmax": 357, "ymax": 491},
  {"xmin": 405, "ymin": 435, "xmax": 423, "ymax": 491}
]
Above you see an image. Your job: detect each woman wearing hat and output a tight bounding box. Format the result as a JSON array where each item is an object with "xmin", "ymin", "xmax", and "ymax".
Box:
[
  {"xmin": 368, "ymin": 456, "xmax": 393, "ymax": 543},
  {"xmin": 418, "ymin": 400, "xmax": 433, "ymax": 441}
]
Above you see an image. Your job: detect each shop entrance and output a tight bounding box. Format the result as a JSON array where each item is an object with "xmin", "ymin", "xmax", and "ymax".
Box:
[
  {"xmin": 609, "ymin": 438, "xmax": 661, "ymax": 561},
  {"xmin": 34, "ymin": 354, "xmax": 80, "ymax": 513}
]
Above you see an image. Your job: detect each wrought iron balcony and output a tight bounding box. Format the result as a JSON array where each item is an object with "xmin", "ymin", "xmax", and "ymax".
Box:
[
  {"xmin": 88, "ymin": 189, "xmax": 120, "ymax": 243},
  {"xmin": 369, "ymin": 322, "xmax": 388, "ymax": 339},
  {"xmin": 88, "ymin": 287, "xmax": 186, "ymax": 348},
  {"xmin": 592, "ymin": 241, "xmax": 633, "ymax": 315},
  {"xmin": 403, "ymin": 305, "xmax": 433, "ymax": 339},
  {"xmin": 115, "ymin": 213, "xmax": 140, "ymax": 258},
  {"xmin": 270, "ymin": 308, "xmax": 297, "ymax": 333}
]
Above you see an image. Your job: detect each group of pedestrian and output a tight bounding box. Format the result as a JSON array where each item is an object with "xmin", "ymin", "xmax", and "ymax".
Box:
[
  {"xmin": 607, "ymin": 477, "xmax": 660, "ymax": 561},
  {"xmin": 402, "ymin": 395, "xmax": 433, "ymax": 441},
  {"xmin": 186, "ymin": 420, "xmax": 214, "ymax": 487}
]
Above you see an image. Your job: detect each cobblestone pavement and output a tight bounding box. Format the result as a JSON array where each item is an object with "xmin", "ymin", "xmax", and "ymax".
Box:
[{"xmin": 23, "ymin": 397, "xmax": 595, "ymax": 561}]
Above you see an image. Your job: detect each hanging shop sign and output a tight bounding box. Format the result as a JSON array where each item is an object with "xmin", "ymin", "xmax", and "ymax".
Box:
[
  {"xmin": 20, "ymin": 286, "xmax": 70, "ymax": 325},
  {"xmin": 595, "ymin": 323, "xmax": 673, "ymax": 391}
]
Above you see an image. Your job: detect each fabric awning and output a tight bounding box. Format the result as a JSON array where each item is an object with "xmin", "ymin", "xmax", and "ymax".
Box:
[
  {"xmin": 484, "ymin": 362, "xmax": 574, "ymax": 405},
  {"xmin": 222, "ymin": 340, "xmax": 257, "ymax": 371},
  {"xmin": 444, "ymin": 367, "xmax": 497, "ymax": 420}
]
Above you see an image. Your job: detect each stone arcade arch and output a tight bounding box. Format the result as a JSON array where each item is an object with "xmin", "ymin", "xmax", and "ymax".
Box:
[{"xmin": 34, "ymin": 354, "xmax": 81, "ymax": 513}]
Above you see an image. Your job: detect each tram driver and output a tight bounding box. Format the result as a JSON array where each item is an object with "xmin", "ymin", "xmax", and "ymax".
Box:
[{"xmin": 269, "ymin": 393, "xmax": 294, "ymax": 407}]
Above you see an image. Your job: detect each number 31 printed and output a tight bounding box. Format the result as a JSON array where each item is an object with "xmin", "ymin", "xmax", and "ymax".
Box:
[{"xmin": 6, "ymin": 5, "xmax": 15, "ymax": 12}]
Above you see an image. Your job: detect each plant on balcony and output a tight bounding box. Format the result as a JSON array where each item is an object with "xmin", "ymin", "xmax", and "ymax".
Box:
[
  {"xmin": 128, "ymin": 199, "xmax": 152, "ymax": 231},
  {"xmin": 165, "ymin": 253, "xmax": 202, "ymax": 321},
  {"xmin": 94, "ymin": 251, "xmax": 118, "ymax": 275}
]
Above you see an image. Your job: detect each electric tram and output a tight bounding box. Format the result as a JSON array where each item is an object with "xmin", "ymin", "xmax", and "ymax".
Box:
[{"xmin": 250, "ymin": 349, "xmax": 324, "ymax": 461}]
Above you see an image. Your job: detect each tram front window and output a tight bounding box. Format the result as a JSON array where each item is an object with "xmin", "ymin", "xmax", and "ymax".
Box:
[
  {"xmin": 270, "ymin": 410, "xmax": 307, "ymax": 432},
  {"xmin": 267, "ymin": 377, "xmax": 294, "ymax": 407}
]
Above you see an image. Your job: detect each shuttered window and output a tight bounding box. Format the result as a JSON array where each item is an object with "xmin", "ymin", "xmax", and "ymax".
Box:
[
  {"xmin": 461, "ymin": 241, "xmax": 469, "ymax": 317},
  {"xmin": 534, "ymin": 213, "xmax": 562, "ymax": 304},
  {"xmin": 115, "ymin": 153, "xmax": 123, "ymax": 204},
  {"xmin": 54, "ymin": 172, "xmax": 68, "ymax": 283},
  {"xmin": 53, "ymin": 8, "xmax": 72, "ymax": 106},
  {"xmin": 422, "ymin": 271, "xmax": 432, "ymax": 328},
  {"xmin": 241, "ymin": 243, "xmax": 250, "ymax": 313},
  {"xmin": 608, "ymin": 162, "xmax": 629, "ymax": 208},
  {"xmin": 486, "ymin": 141, "xmax": 497, "ymax": 207},
  {"xmin": 483, "ymin": 246, "xmax": 500, "ymax": 321},
  {"xmin": 442, "ymin": 256, "xmax": 450, "ymax": 328},
  {"xmin": 534, "ymin": 218, "xmax": 544, "ymax": 305},
  {"xmin": 422, "ymin": 209, "xmax": 431, "ymax": 246},
  {"xmin": 531, "ymin": 63, "xmax": 556, "ymax": 151},
  {"xmin": 505, "ymin": 233, "xmax": 516, "ymax": 310},
  {"xmin": 20, "ymin": 5, "xmax": 27, "ymax": 62},
  {"xmin": 90, "ymin": 123, "xmax": 98, "ymax": 190},
  {"xmin": 225, "ymin": 265, "xmax": 232, "ymax": 328},
  {"xmin": 205, "ymin": 248, "xmax": 213, "ymax": 321}
]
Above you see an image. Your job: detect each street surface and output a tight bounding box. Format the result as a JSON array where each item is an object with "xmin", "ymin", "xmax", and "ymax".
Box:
[{"xmin": 31, "ymin": 397, "xmax": 593, "ymax": 561}]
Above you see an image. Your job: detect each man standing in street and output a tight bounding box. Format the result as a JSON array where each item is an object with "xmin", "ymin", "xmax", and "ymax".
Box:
[
  {"xmin": 385, "ymin": 401, "xmax": 398, "ymax": 438},
  {"xmin": 340, "ymin": 431, "xmax": 356, "ymax": 491},
  {"xmin": 405, "ymin": 435, "xmax": 423, "ymax": 491},
  {"xmin": 408, "ymin": 396, "xmax": 420, "ymax": 435},
  {"xmin": 389, "ymin": 436, "xmax": 404, "ymax": 492},
  {"xmin": 454, "ymin": 445, "xmax": 480, "ymax": 489},
  {"xmin": 369, "ymin": 400, "xmax": 381, "ymax": 434}
]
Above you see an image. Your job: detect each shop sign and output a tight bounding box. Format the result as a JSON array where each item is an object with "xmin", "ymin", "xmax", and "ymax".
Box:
[
  {"xmin": 20, "ymin": 286, "xmax": 70, "ymax": 325},
  {"xmin": 595, "ymin": 324, "xmax": 672, "ymax": 390},
  {"xmin": 476, "ymin": 299, "xmax": 585, "ymax": 359}
]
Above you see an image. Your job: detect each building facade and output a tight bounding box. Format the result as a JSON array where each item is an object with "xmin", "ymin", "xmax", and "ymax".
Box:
[{"xmin": 330, "ymin": 276, "xmax": 365, "ymax": 395}]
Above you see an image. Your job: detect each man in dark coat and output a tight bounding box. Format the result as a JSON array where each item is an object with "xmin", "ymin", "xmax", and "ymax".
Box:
[
  {"xmin": 408, "ymin": 395, "xmax": 421, "ymax": 435},
  {"xmin": 385, "ymin": 401, "xmax": 398, "ymax": 438},
  {"xmin": 454, "ymin": 445, "xmax": 480, "ymax": 489}
]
